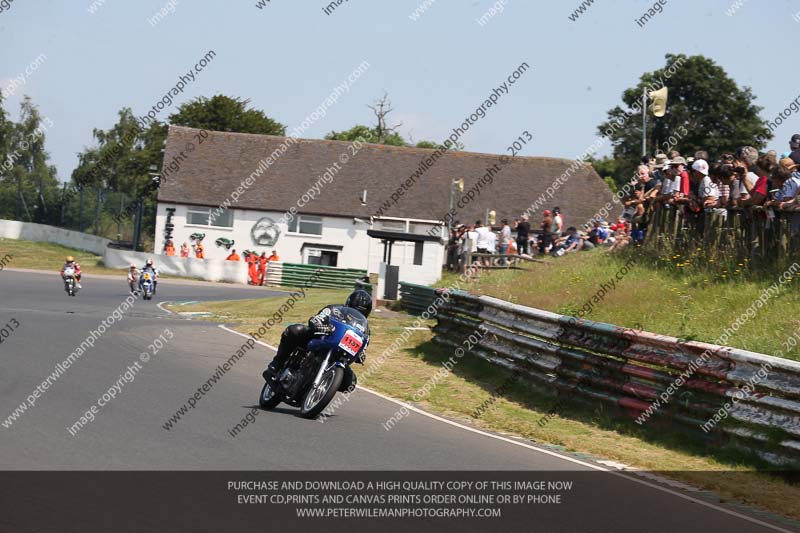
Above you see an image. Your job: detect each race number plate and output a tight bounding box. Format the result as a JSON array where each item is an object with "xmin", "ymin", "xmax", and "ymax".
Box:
[
  {"xmin": 143, "ymin": 273, "xmax": 151, "ymax": 280},
  {"xmin": 63, "ymin": 267, "xmax": 75, "ymax": 276},
  {"xmin": 338, "ymin": 330, "xmax": 364, "ymax": 356}
]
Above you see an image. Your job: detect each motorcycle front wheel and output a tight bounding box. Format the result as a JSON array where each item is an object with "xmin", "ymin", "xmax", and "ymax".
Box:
[
  {"xmin": 300, "ymin": 366, "xmax": 343, "ymax": 419},
  {"xmin": 259, "ymin": 379, "xmax": 282, "ymax": 410}
]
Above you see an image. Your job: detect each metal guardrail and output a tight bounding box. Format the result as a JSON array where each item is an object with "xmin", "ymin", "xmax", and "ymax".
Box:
[
  {"xmin": 398, "ymin": 282, "xmax": 437, "ymax": 316},
  {"xmin": 432, "ymin": 290, "xmax": 800, "ymax": 467}
]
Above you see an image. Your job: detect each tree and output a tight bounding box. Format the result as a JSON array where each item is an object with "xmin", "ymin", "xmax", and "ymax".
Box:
[
  {"xmin": 168, "ymin": 95, "xmax": 286, "ymax": 135},
  {"xmin": 0, "ymin": 97, "xmax": 58, "ymax": 222},
  {"xmin": 326, "ymin": 92, "xmax": 453, "ymax": 149},
  {"xmin": 597, "ymin": 53, "xmax": 771, "ymax": 187}
]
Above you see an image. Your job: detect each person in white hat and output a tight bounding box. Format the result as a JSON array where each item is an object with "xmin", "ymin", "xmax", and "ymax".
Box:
[{"xmin": 691, "ymin": 159, "xmax": 719, "ymax": 209}]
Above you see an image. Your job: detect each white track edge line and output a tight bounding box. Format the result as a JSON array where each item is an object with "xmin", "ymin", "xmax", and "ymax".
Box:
[
  {"xmin": 216, "ymin": 324, "xmax": 793, "ymax": 532},
  {"xmin": 157, "ymin": 301, "xmax": 174, "ymax": 315}
]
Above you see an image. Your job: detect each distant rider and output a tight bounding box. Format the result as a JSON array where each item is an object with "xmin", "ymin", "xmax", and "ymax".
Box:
[
  {"xmin": 60, "ymin": 256, "xmax": 82, "ymax": 289},
  {"xmin": 127, "ymin": 264, "xmax": 140, "ymax": 293},
  {"xmin": 263, "ymin": 290, "xmax": 372, "ymax": 393},
  {"xmin": 139, "ymin": 258, "xmax": 159, "ymax": 294}
]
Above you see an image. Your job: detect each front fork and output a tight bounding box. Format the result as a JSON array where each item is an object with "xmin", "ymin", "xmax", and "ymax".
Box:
[{"xmin": 311, "ymin": 349, "xmax": 333, "ymax": 389}]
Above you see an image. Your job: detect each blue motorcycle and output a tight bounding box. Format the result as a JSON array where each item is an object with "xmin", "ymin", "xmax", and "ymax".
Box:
[{"xmin": 259, "ymin": 307, "xmax": 367, "ymax": 419}]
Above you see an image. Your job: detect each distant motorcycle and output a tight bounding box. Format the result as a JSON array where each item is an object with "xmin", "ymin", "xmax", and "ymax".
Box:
[
  {"xmin": 259, "ymin": 307, "xmax": 366, "ymax": 419},
  {"xmin": 62, "ymin": 266, "xmax": 78, "ymax": 297},
  {"xmin": 141, "ymin": 271, "xmax": 155, "ymax": 301}
]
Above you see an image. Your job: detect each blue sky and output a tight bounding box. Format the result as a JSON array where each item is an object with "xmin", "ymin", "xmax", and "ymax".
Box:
[{"xmin": 1, "ymin": 0, "xmax": 799, "ymax": 182}]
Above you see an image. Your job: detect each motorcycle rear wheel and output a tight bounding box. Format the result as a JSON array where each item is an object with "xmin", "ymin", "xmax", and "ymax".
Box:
[
  {"xmin": 300, "ymin": 367, "xmax": 343, "ymax": 419},
  {"xmin": 259, "ymin": 380, "xmax": 282, "ymax": 410}
]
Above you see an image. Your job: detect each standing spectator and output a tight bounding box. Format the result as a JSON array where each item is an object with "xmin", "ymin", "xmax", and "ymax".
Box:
[
  {"xmin": 194, "ymin": 241, "xmax": 205, "ymax": 259},
  {"xmin": 670, "ymin": 157, "xmax": 691, "ymax": 203},
  {"xmin": 691, "ymin": 159, "xmax": 719, "ymax": 208},
  {"xmin": 552, "ymin": 207, "xmax": 564, "ymax": 238},
  {"xmin": 514, "ymin": 216, "xmax": 531, "ymax": 255},
  {"xmin": 765, "ymin": 158, "xmax": 800, "ymax": 209},
  {"xmin": 789, "ymin": 134, "xmax": 800, "ymax": 162},
  {"xmin": 475, "ymin": 221, "xmax": 491, "ymax": 254},
  {"xmin": 710, "ymin": 163, "xmax": 733, "ymax": 208},
  {"xmin": 165, "ymin": 240, "xmax": 176, "ymax": 256},
  {"xmin": 539, "ymin": 210, "xmax": 553, "ymax": 254},
  {"xmin": 499, "ymin": 219, "xmax": 512, "ymax": 257},
  {"xmin": 180, "ymin": 242, "xmax": 190, "ymax": 258},
  {"xmin": 226, "ymin": 249, "xmax": 241, "ymax": 261},
  {"xmin": 740, "ymin": 153, "xmax": 773, "ymax": 207},
  {"xmin": 734, "ymin": 146, "xmax": 760, "ymax": 202}
]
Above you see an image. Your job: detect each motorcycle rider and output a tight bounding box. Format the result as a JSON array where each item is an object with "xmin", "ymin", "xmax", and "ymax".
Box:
[
  {"xmin": 139, "ymin": 258, "xmax": 159, "ymax": 294},
  {"xmin": 263, "ymin": 290, "xmax": 372, "ymax": 393},
  {"xmin": 127, "ymin": 264, "xmax": 140, "ymax": 293},
  {"xmin": 60, "ymin": 256, "xmax": 82, "ymax": 289}
]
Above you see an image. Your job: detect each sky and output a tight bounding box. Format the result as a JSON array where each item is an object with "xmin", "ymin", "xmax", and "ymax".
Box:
[{"xmin": 1, "ymin": 0, "xmax": 799, "ymax": 182}]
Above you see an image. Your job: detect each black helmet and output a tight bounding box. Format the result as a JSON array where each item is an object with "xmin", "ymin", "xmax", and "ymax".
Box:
[{"xmin": 345, "ymin": 290, "xmax": 372, "ymax": 317}]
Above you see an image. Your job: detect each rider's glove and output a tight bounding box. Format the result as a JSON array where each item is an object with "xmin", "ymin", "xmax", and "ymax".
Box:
[{"xmin": 309, "ymin": 314, "xmax": 334, "ymax": 336}]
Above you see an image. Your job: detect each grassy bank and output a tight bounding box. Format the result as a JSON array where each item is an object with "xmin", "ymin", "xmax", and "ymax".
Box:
[
  {"xmin": 174, "ymin": 290, "xmax": 800, "ymax": 522},
  {"xmin": 0, "ymin": 238, "xmax": 119, "ymax": 275},
  {"xmin": 444, "ymin": 250, "xmax": 800, "ymax": 361}
]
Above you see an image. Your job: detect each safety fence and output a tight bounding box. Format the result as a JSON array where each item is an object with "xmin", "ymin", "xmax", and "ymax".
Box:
[
  {"xmin": 266, "ymin": 262, "xmax": 367, "ymax": 290},
  {"xmin": 644, "ymin": 205, "xmax": 800, "ymax": 270},
  {"xmin": 431, "ymin": 290, "xmax": 800, "ymax": 467},
  {"xmin": 398, "ymin": 282, "xmax": 437, "ymax": 315},
  {"xmin": 0, "ymin": 219, "xmax": 111, "ymax": 255}
]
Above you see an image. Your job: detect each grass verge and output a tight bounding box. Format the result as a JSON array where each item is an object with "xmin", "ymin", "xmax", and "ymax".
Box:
[
  {"xmin": 445, "ymin": 249, "xmax": 800, "ymax": 361},
  {"xmin": 172, "ymin": 289, "xmax": 800, "ymax": 522}
]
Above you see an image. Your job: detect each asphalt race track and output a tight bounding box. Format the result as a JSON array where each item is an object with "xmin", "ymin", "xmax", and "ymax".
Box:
[{"xmin": 0, "ymin": 270, "xmax": 797, "ymax": 532}]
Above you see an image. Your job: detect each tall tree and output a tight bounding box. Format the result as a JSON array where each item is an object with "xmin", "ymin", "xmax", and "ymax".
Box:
[
  {"xmin": 597, "ymin": 53, "xmax": 771, "ymax": 187},
  {"xmin": 0, "ymin": 97, "xmax": 58, "ymax": 222},
  {"xmin": 168, "ymin": 94, "xmax": 286, "ymax": 135},
  {"xmin": 326, "ymin": 93, "xmax": 449, "ymax": 149}
]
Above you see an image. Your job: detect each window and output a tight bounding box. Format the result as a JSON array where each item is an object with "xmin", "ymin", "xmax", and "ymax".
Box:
[
  {"xmin": 186, "ymin": 206, "xmax": 233, "ymax": 228},
  {"xmin": 307, "ymin": 249, "xmax": 338, "ymax": 267},
  {"xmin": 288, "ymin": 215, "xmax": 323, "ymax": 235},
  {"xmin": 413, "ymin": 242, "xmax": 424, "ymax": 265},
  {"xmin": 379, "ymin": 220, "xmax": 406, "ymax": 232}
]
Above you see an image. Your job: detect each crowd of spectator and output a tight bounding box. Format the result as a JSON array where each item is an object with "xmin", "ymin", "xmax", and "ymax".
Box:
[{"xmin": 444, "ymin": 134, "xmax": 800, "ymax": 270}]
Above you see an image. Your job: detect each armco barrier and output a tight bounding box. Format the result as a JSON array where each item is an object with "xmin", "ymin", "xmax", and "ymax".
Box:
[
  {"xmin": 399, "ymin": 282, "xmax": 437, "ymax": 315},
  {"xmin": 432, "ymin": 290, "xmax": 800, "ymax": 467},
  {"xmin": 277, "ymin": 262, "xmax": 366, "ymax": 290},
  {"xmin": 104, "ymin": 248, "xmax": 248, "ymax": 284},
  {"xmin": 0, "ymin": 219, "xmax": 111, "ymax": 255}
]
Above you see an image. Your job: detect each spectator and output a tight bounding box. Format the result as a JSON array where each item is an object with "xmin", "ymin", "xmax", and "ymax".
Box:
[
  {"xmin": 226, "ymin": 249, "xmax": 241, "ymax": 261},
  {"xmin": 765, "ymin": 159, "xmax": 800, "ymax": 209},
  {"xmin": 691, "ymin": 159, "xmax": 719, "ymax": 209},
  {"xmin": 514, "ymin": 216, "xmax": 531, "ymax": 255},
  {"xmin": 499, "ymin": 219, "xmax": 512, "ymax": 257},
  {"xmin": 790, "ymin": 134, "xmax": 800, "ymax": 162},
  {"xmin": 710, "ymin": 163, "xmax": 733, "ymax": 208},
  {"xmin": 165, "ymin": 240, "xmax": 176, "ymax": 256},
  {"xmin": 475, "ymin": 221, "xmax": 491, "ymax": 254},
  {"xmin": 670, "ymin": 157, "xmax": 691, "ymax": 204},
  {"xmin": 180, "ymin": 242, "xmax": 190, "ymax": 258},
  {"xmin": 539, "ymin": 210, "xmax": 553, "ymax": 254},
  {"xmin": 552, "ymin": 227, "xmax": 583, "ymax": 256},
  {"xmin": 734, "ymin": 146, "xmax": 760, "ymax": 202},
  {"xmin": 694, "ymin": 150, "xmax": 710, "ymax": 162},
  {"xmin": 740, "ymin": 153, "xmax": 773, "ymax": 207},
  {"xmin": 552, "ymin": 207, "xmax": 564, "ymax": 238}
]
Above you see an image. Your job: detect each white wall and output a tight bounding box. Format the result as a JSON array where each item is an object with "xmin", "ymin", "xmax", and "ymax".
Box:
[
  {"xmin": 0, "ymin": 219, "xmax": 111, "ymax": 255},
  {"xmin": 154, "ymin": 204, "xmax": 445, "ymax": 285},
  {"xmin": 155, "ymin": 204, "xmax": 374, "ymax": 271},
  {"xmin": 104, "ymin": 248, "xmax": 248, "ymax": 284}
]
